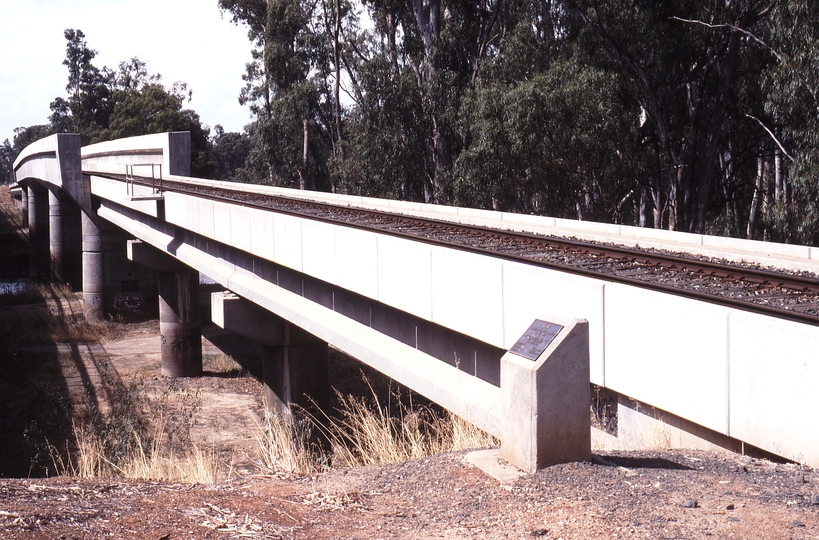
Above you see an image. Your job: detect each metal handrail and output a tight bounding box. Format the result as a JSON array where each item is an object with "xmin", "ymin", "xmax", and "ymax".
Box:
[{"xmin": 125, "ymin": 163, "xmax": 163, "ymax": 196}]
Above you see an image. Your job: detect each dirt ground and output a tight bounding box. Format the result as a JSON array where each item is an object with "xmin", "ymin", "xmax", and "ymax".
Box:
[
  {"xmin": 1, "ymin": 185, "xmax": 818, "ymax": 538},
  {"xmin": 1, "ymin": 443, "xmax": 818, "ymax": 538}
]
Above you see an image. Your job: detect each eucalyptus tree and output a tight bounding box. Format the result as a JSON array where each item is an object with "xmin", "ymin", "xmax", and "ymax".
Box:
[
  {"xmin": 569, "ymin": 0, "xmax": 773, "ymax": 233},
  {"xmin": 49, "ymin": 29, "xmax": 115, "ymax": 144},
  {"xmin": 220, "ymin": 0, "xmax": 335, "ymax": 190},
  {"xmin": 760, "ymin": 0, "xmax": 819, "ymax": 244}
]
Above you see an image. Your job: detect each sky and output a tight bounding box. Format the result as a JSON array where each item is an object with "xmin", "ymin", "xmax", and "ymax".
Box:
[{"xmin": 0, "ymin": 0, "xmax": 255, "ymax": 144}]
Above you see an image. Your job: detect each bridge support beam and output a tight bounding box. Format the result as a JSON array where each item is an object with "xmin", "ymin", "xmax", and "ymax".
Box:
[
  {"xmin": 27, "ymin": 184, "xmax": 49, "ymax": 279},
  {"xmin": 158, "ymin": 270, "xmax": 203, "ymax": 377},
  {"xmin": 211, "ymin": 292, "xmax": 329, "ymax": 416}
]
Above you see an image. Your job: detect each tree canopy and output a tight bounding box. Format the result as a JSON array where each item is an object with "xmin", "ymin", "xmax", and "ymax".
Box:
[
  {"xmin": 6, "ymin": 3, "xmax": 819, "ymax": 246},
  {"xmin": 216, "ymin": 0, "xmax": 819, "ymax": 244}
]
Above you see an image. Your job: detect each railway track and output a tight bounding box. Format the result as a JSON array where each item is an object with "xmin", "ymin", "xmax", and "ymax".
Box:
[{"xmin": 98, "ymin": 173, "xmax": 819, "ymax": 326}]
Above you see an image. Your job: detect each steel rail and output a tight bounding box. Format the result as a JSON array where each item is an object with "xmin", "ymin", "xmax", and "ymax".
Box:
[{"xmin": 93, "ymin": 172, "xmax": 819, "ymax": 326}]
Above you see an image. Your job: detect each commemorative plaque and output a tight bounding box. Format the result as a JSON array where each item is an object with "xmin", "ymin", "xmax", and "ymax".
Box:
[{"xmin": 509, "ymin": 319, "xmax": 564, "ymax": 361}]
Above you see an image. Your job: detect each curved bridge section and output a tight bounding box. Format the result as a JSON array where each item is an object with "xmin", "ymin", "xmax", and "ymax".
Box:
[{"xmin": 12, "ymin": 132, "xmax": 819, "ymax": 472}]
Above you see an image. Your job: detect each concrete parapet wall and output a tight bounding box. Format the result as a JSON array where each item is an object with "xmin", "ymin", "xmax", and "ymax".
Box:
[
  {"xmin": 13, "ymin": 133, "xmax": 88, "ymax": 212},
  {"xmin": 81, "ymin": 132, "xmax": 191, "ymax": 177}
]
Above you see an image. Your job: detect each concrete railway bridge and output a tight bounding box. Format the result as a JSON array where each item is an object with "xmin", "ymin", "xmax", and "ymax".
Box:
[{"xmin": 11, "ymin": 132, "xmax": 819, "ymax": 472}]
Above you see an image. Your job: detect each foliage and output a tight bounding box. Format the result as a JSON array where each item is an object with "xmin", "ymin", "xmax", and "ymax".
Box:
[{"xmin": 10, "ymin": 4, "xmax": 819, "ymax": 245}]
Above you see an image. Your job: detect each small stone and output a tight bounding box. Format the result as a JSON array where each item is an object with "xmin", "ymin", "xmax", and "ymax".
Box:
[
  {"xmin": 682, "ymin": 499, "xmax": 698, "ymax": 508},
  {"xmin": 792, "ymin": 520, "xmax": 806, "ymax": 528},
  {"xmin": 794, "ymin": 473, "xmax": 805, "ymax": 484},
  {"xmin": 811, "ymin": 494, "xmax": 819, "ymax": 506},
  {"xmin": 726, "ymin": 503, "xmax": 735, "ymax": 510}
]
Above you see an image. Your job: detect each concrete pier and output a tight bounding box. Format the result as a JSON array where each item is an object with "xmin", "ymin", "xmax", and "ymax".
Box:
[
  {"xmin": 27, "ymin": 184, "xmax": 49, "ymax": 279},
  {"xmin": 48, "ymin": 190, "xmax": 65, "ymax": 283},
  {"xmin": 211, "ymin": 292, "xmax": 329, "ymax": 415},
  {"xmin": 20, "ymin": 186, "xmax": 28, "ymax": 228},
  {"xmin": 81, "ymin": 212, "xmax": 104, "ymax": 321},
  {"xmin": 262, "ymin": 323, "xmax": 329, "ymax": 416},
  {"xmin": 158, "ymin": 270, "xmax": 202, "ymax": 377}
]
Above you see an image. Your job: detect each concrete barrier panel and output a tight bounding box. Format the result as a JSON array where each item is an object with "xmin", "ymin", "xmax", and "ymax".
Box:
[
  {"xmin": 501, "ymin": 262, "xmax": 606, "ymax": 385},
  {"xmin": 89, "ymin": 176, "xmax": 160, "ymax": 217},
  {"xmin": 301, "ymin": 220, "xmax": 337, "ymax": 286},
  {"xmin": 430, "ymin": 248, "xmax": 504, "ymax": 347},
  {"xmin": 704, "ymin": 235, "xmax": 811, "ymax": 260},
  {"xmin": 604, "ymin": 283, "xmax": 730, "ymax": 435},
  {"xmin": 376, "ymin": 234, "xmax": 433, "ymax": 321},
  {"xmin": 336, "ymin": 226, "xmax": 379, "ymax": 300},
  {"xmin": 249, "ymin": 207, "xmax": 276, "ymax": 260},
  {"xmin": 729, "ymin": 311, "xmax": 819, "ymax": 465},
  {"xmin": 212, "ymin": 200, "xmax": 234, "ymax": 247},
  {"xmin": 272, "ymin": 213, "xmax": 303, "ymax": 272},
  {"xmin": 227, "ymin": 203, "xmax": 253, "ymax": 253}
]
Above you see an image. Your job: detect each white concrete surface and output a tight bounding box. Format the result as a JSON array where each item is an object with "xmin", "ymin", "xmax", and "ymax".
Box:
[
  {"xmin": 89, "ymin": 175, "xmax": 161, "ymax": 218},
  {"xmin": 98, "ymin": 201, "xmax": 504, "ymax": 437},
  {"xmin": 13, "ymin": 133, "xmax": 89, "ymax": 212},
  {"xmin": 729, "ymin": 311, "xmax": 819, "ymax": 465},
  {"xmin": 81, "ymin": 132, "xmax": 191, "ymax": 177},
  {"xmin": 501, "ymin": 263, "xmax": 606, "ymax": 385},
  {"xmin": 604, "ymin": 283, "xmax": 731, "ymax": 435}
]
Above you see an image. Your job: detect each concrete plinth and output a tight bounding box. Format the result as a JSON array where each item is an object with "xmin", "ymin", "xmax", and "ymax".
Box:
[
  {"xmin": 501, "ymin": 316, "xmax": 591, "ymax": 473},
  {"xmin": 159, "ymin": 270, "xmax": 202, "ymax": 377},
  {"xmin": 211, "ymin": 291, "xmax": 329, "ymax": 415},
  {"xmin": 28, "ymin": 185, "xmax": 49, "ymax": 279}
]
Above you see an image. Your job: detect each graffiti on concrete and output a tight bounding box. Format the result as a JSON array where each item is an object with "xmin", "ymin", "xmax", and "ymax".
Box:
[{"xmin": 113, "ymin": 291, "xmax": 145, "ymax": 315}]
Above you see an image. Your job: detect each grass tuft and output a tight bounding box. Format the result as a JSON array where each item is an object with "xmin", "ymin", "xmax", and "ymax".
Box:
[{"xmin": 253, "ymin": 378, "xmax": 498, "ymax": 474}]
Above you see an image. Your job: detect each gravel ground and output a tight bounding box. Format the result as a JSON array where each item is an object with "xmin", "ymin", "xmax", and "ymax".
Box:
[{"xmin": 1, "ymin": 449, "xmax": 818, "ymax": 539}]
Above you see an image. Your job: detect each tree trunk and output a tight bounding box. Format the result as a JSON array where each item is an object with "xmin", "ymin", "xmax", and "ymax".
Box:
[
  {"xmin": 747, "ymin": 151, "xmax": 765, "ymax": 239},
  {"xmin": 299, "ymin": 119, "xmax": 308, "ymax": 190}
]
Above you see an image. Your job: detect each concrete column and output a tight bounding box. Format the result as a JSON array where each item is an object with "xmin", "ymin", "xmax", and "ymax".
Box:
[
  {"xmin": 81, "ymin": 212, "xmax": 104, "ymax": 321},
  {"xmin": 211, "ymin": 291, "xmax": 329, "ymax": 415},
  {"xmin": 262, "ymin": 323, "xmax": 329, "ymax": 417},
  {"xmin": 48, "ymin": 190, "xmax": 65, "ymax": 283},
  {"xmin": 20, "ymin": 186, "xmax": 28, "ymax": 228},
  {"xmin": 159, "ymin": 270, "xmax": 202, "ymax": 377},
  {"xmin": 62, "ymin": 199, "xmax": 83, "ymax": 291},
  {"xmin": 28, "ymin": 185, "xmax": 49, "ymax": 279}
]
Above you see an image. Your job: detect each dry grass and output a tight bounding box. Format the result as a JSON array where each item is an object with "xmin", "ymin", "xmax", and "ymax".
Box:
[
  {"xmin": 254, "ymin": 379, "xmax": 498, "ymax": 475},
  {"xmin": 49, "ymin": 379, "xmax": 233, "ymax": 483},
  {"xmin": 203, "ymin": 353, "xmax": 248, "ymax": 377},
  {"xmin": 253, "ymin": 413, "xmax": 325, "ymax": 475},
  {"xmin": 51, "ymin": 421, "xmax": 228, "ymax": 483}
]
